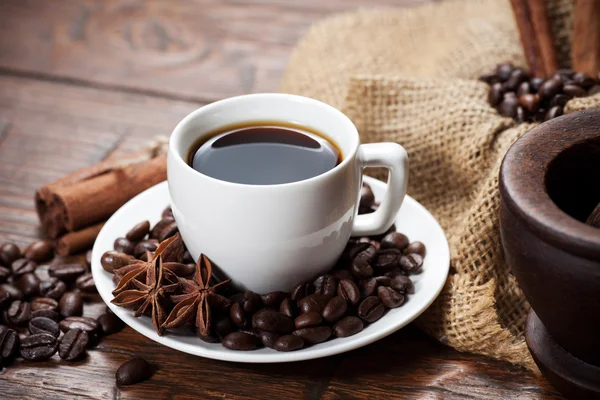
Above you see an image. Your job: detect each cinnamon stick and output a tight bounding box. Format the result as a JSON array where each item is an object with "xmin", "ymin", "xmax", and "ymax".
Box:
[
  {"xmin": 572, "ymin": 0, "xmax": 600, "ymax": 77},
  {"xmin": 56, "ymin": 222, "xmax": 105, "ymax": 256},
  {"xmin": 510, "ymin": 0, "xmax": 558, "ymax": 77}
]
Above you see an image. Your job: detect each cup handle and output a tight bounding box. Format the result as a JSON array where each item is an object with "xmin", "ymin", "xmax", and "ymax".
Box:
[{"xmin": 351, "ymin": 143, "xmax": 409, "ymax": 236}]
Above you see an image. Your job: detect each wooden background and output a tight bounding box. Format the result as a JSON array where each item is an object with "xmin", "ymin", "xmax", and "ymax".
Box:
[{"xmin": 0, "ymin": 1, "xmax": 564, "ymax": 399}]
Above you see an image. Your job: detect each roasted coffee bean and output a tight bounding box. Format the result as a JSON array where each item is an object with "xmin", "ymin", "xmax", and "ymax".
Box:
[
  {"xmin": 158, "ymin": 221, "xmax": 178, "ymax": 242},
  {"xmin": 358, "ymin": 296, "xmax": 385, "ymax": 323},
  {"xmin": 399, "ymin": 253, "xmax": 424, "ymax": 273},
  {"xmin": 59, "ymin": 328, "xmax": 89, "ymax": 361},
  {"xmin": 478, "ymin": 71, "xmax": 499, "ymax": 85},
  {"xmin": 563, "ymin": 84, "xmax": 586, "ymax": 98},
  {"xmin": 252, "ymin": 309, "xmax": 294, "ymax": 333},
  {"xmin": 59, "ymin": 316, "xmax": 100, "ymax": 334},
  {"xmin": 291, "ymin": 281, "xmax": 314, "ymax": 301},
  {"xmin": 97, "ymin": 313, "xmax": 124, "ymax": 335},
  {"xmin": 504, "ymin": 68, "xmax": 528, "ymax": 91},
  {"xmin": 213, "ymin": 315, "xmax": 236, "ymax": 338},
  {"xmin": 150, "ymin": 218, "xmax": 175, "ymax": 240},
  {"xmin": 298, "ymin": 294, "xmax": 330, "ymax": 314},
  {"xmin": 293, "ymin": 326, "xmax": 332, "ymax": 344},
  {"xmin": 380, "ymin": 232, "xmax": 409, "ymax": 251},
  {"xmin": 350, "ymin": 257, "xmax": 373, "ymax": 279},
  {"xmin": 487, "ymin": 83, "xmax": 504, "ymax": 106},
  {"xmin": 50, "ymin": 263, "xmax": 86, "ymax": 282},
  {"xmin": 545, "ymin": 106, "xmax": 563, "ymax": 121},
  {"xmin": 515, "ymin": 106, "xmax": 528, "ymax": 123},
  {"xmin": 0, "ymin": 328, "xmax": 19, "ymax": 363},
  {"xmin": 126, "ymin": 221, "xmax": 151, "ymax": 242},
  {"xmin": 589, "ymin": 85, "xmax": 600, "ymax": 96},
  {"xmin": 273, "ymin": 334, "xmax": 304, "ymax": 352},
  {"xmin": 0, "ymin": 243, "xmax": 21, "ymax": 267},
  {"xmin": 535, "ymin": 107, "xmax": 547, "ymax": 122},
  {"xmin": 294, "ymin": 312, "xmax": 322, "ymax": 329},
  {"xmin": 405, "ymin": 241, "xmax": 426, "ymax": 257},
  {"xmin": 279, "ymin": 298, "xmax": 297, "ymax": 319},
  {"xmin": 518, "ymin": 93, "xmax": 539, "ymax": 113},
  {"xmin": 358, "ymin": 278, "xmax": 378, "ymax": 298},
  {"xmin": 538, "ymin": 78, "xmax": 563, "ymax": 100},
  {"xmin": 39, "ymin": 278, "xmax": 67, "ymax": 300},
  {"xmin": 31, "ymin": 309, "xmax": 59, "ymax": 321},
  {"xmin": 373, "ymin": 249, "xmax": 402, "ymax": 270},
  {"xmin": 24, "ymin": 240, "xmax": 53, "ymax": 262},
  {"xmin": 0, "ymin": 266, "xmax": 10, "ymax": 283},
  {"xmin": 313, "ymin": 275, "xmax": 337, "ymax": 297},
  {"xmin": 550, "ymin": 94, "xmax": 569, "ymax": 107},
  {"xmin": 222, "ymin": 332, "xmax": 258, "ymax": 350},
  {"xmin": 20, "ymin": 333, "xmax": 58, "ymax": 361},
  {"xmin": 28, "ymin": 316, "xmax": 60, "ymax": 337},
  {"xmin": 113, "ymin": 237, "xmax": 135, "ymax": 255},
  {"xmin": 573, "ymin": 72, "xmax": 595, "ymax": 89},
  {"xmin": 59, "ymin": 292, "xmax": 83, "ymax": 318},
  {"xmin": 0, "ymin": 290, "xmax": 10, "ymax": 310},
  {"xmin": 331, "ymin": 269, "xmax": 351, "ymax": 281},
  {"xmin": 260, "ymin": 291, "xmax": 287, "ymax": 308},
  {"xmin": 354, "ymin": 245, "xmax": 377, "ymax": 263},
  {"xmin": 496, "ymin": 63, "xmax": 513, "ymax": 81},
  {"xmin": 0, "ymin": 325, "xmax": 6, "ymax": 335},
  {"xmin": 237, "ymin": 328, "xmax": 261, "ymax": 339},
  {"xmin": 11, "ymin": 258, "xmax": 36, "ymax": 277},
  {"xmin": 348, "ymin": 242, "xmax": 371, "ymax": 260},
  {"xmin": 498, "ymin": 93, "xmax": 519, "ymax": 118},
  {"xmin": 390, "ymin": 275, "xmax": 415, "ymax": 294},
  {"xmin": 259, "ymin": 330, "xmax": 279, "ymax": 348},
  {"xmin": 101, "ymin": 251, "xmax": 132, "ymax": 273},
  {"xmin": 116, "ymin": 357, "xmax": 153, "ymax": 386},
  {"xmin": 133, "ymin": 240, "xmax": 159, "ymax": 259},
  {"xmin": 15, "ymin": 273, "xmax": 40, "ymax": 298},
  {"xmin": 162, "ymin": 206, "xmax": 174, "ymax": 219},
  {"xmin": 182, "ymin": 251, "xmax": 194, "ymax": 264},
  {"xmin": 0, "ymin": 283, "xmax": 23, "ymax": 301},
  {"xmin": 31, "ymin": 297, "xmax": 58, "ymax": 311},
  {"xmin": 516, "ymin": 81, "xmax": 531, "ymax": 97},
  {"xmin": 75, "ymin": 273, "xmax": 96, "ymax": 293},
  {"xmin": 360, "ymin": 184, "xmax": 375, "ymax": 209},
  {"xmin": 527, "ymin": 77, "xmax": 543, "ymax": 93},
  {"xmin": 242, "ymin": 291, "xmax": 263, "ymax": 313},
  {"xmin": 230, "ymin": 302, "xmax": 249, "ymax": 328},
  {"xmin": 337, "ymin": 279, "xmax": 360, "ymax": 305},
  {"xmin": 322, "ymin": 296, "xmax": 348, "ymax": 323},
  {"xmin": 377, "ymin": 286, "xmax": 405, "ymax": 308},
  {"xmin": 334, "ymin": 316, "xmax": 364, "ymax": 337}
]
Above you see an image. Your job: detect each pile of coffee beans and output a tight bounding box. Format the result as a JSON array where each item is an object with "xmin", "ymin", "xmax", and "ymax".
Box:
[
  {"xmin": 105, "ymin": 183, "xmax": 425, "ymax": 352},
  {"xmin": 479, "ymin": 64, "xmax": 600, "ymax": 123}
]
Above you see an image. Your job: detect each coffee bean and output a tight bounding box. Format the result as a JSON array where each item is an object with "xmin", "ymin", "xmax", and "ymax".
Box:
[
  {"xmin": 0, "ymin": 266, "xmax": 10, "ymax": 283},
  {"xmin": 515, "ymin": 106, "xmax": 528, "ymax": 123},
  {"xmin": 380, "ymin": 232, "xmax": 409, "ymax": 251},
  {"xmin": 405, "ymin": 241, "xmax": 426, "ymax": 257},
  {"xmin": 24, "ymin": 240, "xmax": 53, "ymax": 262},
  {"xmin": 479, "ymin": 71, "xmax": 499, "ymax": 85},
  {"xmin": 322, "ymin": 296, "xmax": 348, "ymax": 323},
  {"xmin": 133, "ymin": 240, "xmax": 158, "ymax": 260},
  {"xmin": 221, "ymin": 332, "xmax": 258, "ymax": 350},
  {"xmin": 374, "ymin": 275, "xmax": 392, "ymax": 286},
  {"xmin": 504, "ymin": 68, "xmax": 528, "ymax": 91},
  {"xmin": 358, "ymin": 296, "xmax": 385, "ymax": 323},
  {"xmin": 390, "ymin": 275, "xmax": 415, "ymax": 294},
  {"xmin": 337, "ymin": 279, "xmax": 360, "ymax": 305},
  {"xmin": 279, "ymin": 298, "xmax": 297, "ymax": 319},
  {"xmin": 373, "ymin": 249, "xmax": 402, "ymax": 271},
  {"xmin": 0, "ymin": 328, "xmax": 19, "ymax": 364},
  {"xmin": 126, "ymin": 221, "xmax": 151, "ymax": 242},
  {"xmin": 101, "ymin": 251, "xmax": 133, "ymax": 273},
  {"xmin": 291, "ymin": 281, "xmax": 313, "ymax": 301},
  {"xmin": 0, "ymin": 243, "xmax": 21, "ymax": 267},
  {"xmin": 496, "ymin": 63, "xmax": 514, "ymax": 81},
  {"xmin": 59, "ymin": 316, "xmax": 99, "ymax": 334},
  {"xmin": 298, "ymin": 294, "xmax": 330, "ymax": 314},
  {"xmin": 563, "ymin": 84, "xmax": 586, "ymax": 98},
  {"xmin": 530, "ymin": 77, "xmax": 544, "ymax": 92},
  {"xmin": 350, "ymin": 257, "xmax": 373, "ymax": 279},
  {"xmin": 516, "ymin": 81, "xmax": 531, "ymax": 97},
  {"xmin": 50, "ymin": 263, "xmax": 86, "ymax": 282},
  {"xmin": 5, "ymin": 301, "xmax": 30, "ymax": 326},
  {"xmin": 358, "ymin": 278, "xmax": 378, "ymax": 298},
  {"xmin": 150, "ymin": 218, "xmax": 175, "ymax": 240},
  {"xmin": 538, "ymin": 78, "xmax": 563, "ymax": 100},
  {"xmin": 1, "ymin": 283, "xmax": 23, "ymax": 301},
  {"xmin": 535, "ymin": 107, "xmax": 547, "ymax": 122},
  {"xmin": 589, "ymin": 85, "xmax": 600, "ymax": 96},
  {"xmin": 230, "ymin": 302, "xmax": 249, "ymax": 328},
  {"xmin": 29, "ymin": 317, "xmax": 60, "ymax": 337},
  {"xmin": 113, "ymin": 237, "xmax": 135, "ymax": 255},
  {"xmin": 116, "ymin": 357, "xmax": 153, "ymax": 386},
  {"xmin": 31, "ymin": 309, "xmax": 59, "ymax": 321},
  {"xmin": 334, "ymin": 316, "xmax": 364, "ymax": 337},
  {"xmin": 182, "ymin": 251, "xmax": 194, "ymax": 264},
  {"xmin": 498, "ymin": 93, "xmax": 519, "ymax": 118},
  {"xmin": 75, "ymin": 273, "xmax": 96, "ymax": 293},
  {"xmin": 354, "ymin": 245, "xmax": 377, "ymax": 263},
  {"xmin": 259, "ymin": 330, "xmax": 279, "ymax": 348},
  {"xmin": 550, "ymin": 94, "xmax": 569, "ymax": 107},
  {"xmin": 39, "ymin": 278, "xmax": 67, "ymax": 300},
  {"xmin": 360, "ymin": 184, "xmax": 375, "ymax": 209},
  {"xmin": 377, "ymin": 286, "xmax": 405, "ymax": 308},
  {"xmin": 488, "ymin": 83, "xmax": 504, "ymax": 106},
  {"xmin": 59, "ymin": 292, "xmax": 83, "ymax": 318},
  {"xmin": 242, "ymin": 291, "xmax": 263, "ymax": 313},
  {"xmin": 97, "ymin": 313, "xmax": 124, "ymax": 335},
  {"xmin": 162, "ymin": 206, "xmax": 173, "ymax": 219},
  {"xmin": 518, "ymin": 93, "xmax": 539, "ymax": 113},
  {"xmin": 20, "ymin": 333, "xmax": 58, "ymax": 361},
  {"xmin": 14, "ymin": 273, "xmax": 40, "ymax": 298},
  {"xmin": 294, "ymin": 312, "xmax": 322, "ymax": 329},
  {"xmin": 293, "ymin": 326, "xmax": 332, "ymax": 344},
  {"xmin": 252, "ymin": 309, "xmax": 293, "ymax": 333},
  {"xmin": 545, "ymin": 106, "xmax": 563, "ymax": 121},
  {"xmin": 212, "ymin": 314, "xmax": 235, "ymax": 338},
  {"xmin": 31, "ymin": 297, "xmax": 58, "ymax": 311},
  {"xmin": 59, "ymin": 328, "xmax": 89, "ymax": 361},
  {"xmin": 158, "ymin": 221, "xmax": 178, "ymax": 242},
  {"xmin": 273, "ymin": 334, "xmax": 304, "ymax": 352},
  {"xmin": 347, "ymin": 242, "xmax": 370, "ymax": 260},
  {"xmin": 399, "ymin": 253, "xmax": 423, "ymax": 273},
  {"xmin": 260, "ymin": 291, "xmax": 287, "ymax": 308},
  {"xmin": 0, "ymin": 291, "xmax": 10, "ymax": 310},
  {"xmin": 11, "ymin": 258, "xmax": 36, "ymax": 277},
  {"xmin": 573, "ymin": 72, "xmax": 596, "ymax": 89},
  {"xmin": 313, "ymin": 275, "xmax": 337, "ymax": 298}
]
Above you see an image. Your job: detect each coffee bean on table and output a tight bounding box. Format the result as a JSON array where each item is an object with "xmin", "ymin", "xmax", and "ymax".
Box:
[
  {"xmin": 252, "ymin": 309, "xmax": 293, "ymax": 333},
  {"xmin": 563, "ymin": 84, "xmax": 586, "ymax": 98},
  {"xmin": 113, "ymin": 237, "xmax": 135, "ymax": 255},
  {"xmin": 29, "ymin": 317, "xmax": 60, "ymax": 337},
  {"xmin": 20, "ymin": 333, "xmax": 58, "ymax": 361},
  {"xmin": 59, "ymin": 292, "xmax": 83, "ymax": 318},
  {"xmin": 24, "ymin": 240, "xmax": 54, "ymax": 262},
  {"xmin": 291, "ymin": 281, "xmax": 313, "ymax": 301},
  {"xmin": 498, "ymin": 93, "xmax": 519, "ymax": 118},
  {"xmin": 294, "ymin": 312, "xmax": 322, "ymax": 329},
  {"xmin": 221, "ymin": 332, "xmax": 258, "ymax": 351},
  {"xmin": 298, "ymin": 294, "xmax": 330, "ymax": 314},
  {"xmin": 31, "ymin": 309, "xmax": 59, "ymax": 321},
  {"xmin": 390, "ymin": 275, "xmax": 415, "ymax": 294},
  {"xmin": 15, "ymin": 272, "xmax": 41, "ymax": 297},
  {"xmin": 377, "ymin": 286, "xmax": 405, "ymax": 308},
  {"xmin": 545, "ymin": 106, "xmax": 563, "ymax": 121},
  {"xmin": 488, "ymin": 83, "xmax": 504, "ymax": 106},
  {"xmin": 350, "ymin": 257, "xmax": 373, "ymax": 279},
  {"xmin": 313, "ymin": 275, "xmax": 337, "ymax": 297},
  {"xmin": 0, "ymin": 328, "xmax": 19, "ymax": 364},
  {"xmin": 518, "ymin": 93, "xmax": 540, "ymax": 113},
  {"xmin": 0, "ymin": 243, "xmax": 21, "ymax": 267},
  {"xmin": 116, "ymin": 357, "xmax": 153, "ymax": 386},
  {"xmin": 50, "ymin": 263, "xmax": 86, "ymax": 282},
  {"xmin": 97, "ymin": 313, "xmax": 124, "ymax": 335},
  {"xmin": 279, "ymin": 298, "xmax": 297, "ymax": 319},
  {"xmin": 260, "ymin": 291, "xmax": 287, "ymax": 308},
  {"xmin": 334, "ymin": 316, "xmax": 364, "ymax": 338},
  {"xmin": 322, "ymin": 296, "xmax": 348, "ymax": 323},
  {"xmin": 39, "ymin": 278, "xmax": 67, "ymax": 300},
  {"xmin": 101, "ymin": 251, "xmax": 132, "ymax": 273},
  {"xmin": 126, "ymin": 221, "xmax": 151, "ymax": 242},
  {"xmin": 337, "ymin": 279, "xmax": 360, "ymax": 306},
  {"xmin": 358, "ymin": 278, "xmax": 378, "ymax": 298},
  {"xmin": 293, "ymin": 326, "xmax": 332, "ymax": 344},
  {"xmin": 538, "ymin": 78, "xmax": 563, "ymax": 100},
  {"xmin": 358, "ymin": 296, "xmax": 385, "ymax": 323},
  {"xmin": 0, "ymin": 266, "xmax": 10, "ymax": 283},
  {"xmin": 59, "ymin": 328, "xmax": 89, "ymax": 361},
  {"xmin": 11, "ymin": 258, "xmax": 36, "ymax": 277},
  {"xmin": 31, "ymin": 297, "xmax": 58, "ymax": 311},
  {"xmin": 59, "ymin": 316, "xmax": 100, "ymax": 334},
  {"xmin": 230, "ymin": 302, "xmax": 249, "ymax": 328},
  {"xmin": 75, "ymin": 273, "xmax": 96, "ymax": 293},
  {"xmin": 273, "ymin": 334, "xmax": 304, "ymax": 352},
  {"xmin": 399, "ymin": 253, "xmax": 424, "ymax": 274},
  {"xmin": 1, "ymin": 283, "xmax": 24, "ymax": 301},
  {"xmin": 6, "ymin": 300, "xmax": 31, "ymax": 325}
]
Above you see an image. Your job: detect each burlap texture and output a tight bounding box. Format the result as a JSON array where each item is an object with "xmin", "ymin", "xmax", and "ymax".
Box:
[{"xmin": 280, "ymin": 0, "xmax": 599, "ymax": 370}]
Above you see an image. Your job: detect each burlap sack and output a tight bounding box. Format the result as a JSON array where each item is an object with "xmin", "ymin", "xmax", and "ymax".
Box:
[{"xmin": 281, "ymin": 0, "xmax": 600, "ymax": 370}]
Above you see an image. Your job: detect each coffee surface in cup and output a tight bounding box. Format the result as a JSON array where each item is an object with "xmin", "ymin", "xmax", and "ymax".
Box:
[{"xmin": 188, "ymin": 122, "xmax": 341, "ymax": 185}]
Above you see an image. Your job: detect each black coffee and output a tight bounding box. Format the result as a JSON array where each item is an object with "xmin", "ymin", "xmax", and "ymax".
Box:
[{"xmin": 188, "ymin": 122, "xmax": 341, "ymax": 185}]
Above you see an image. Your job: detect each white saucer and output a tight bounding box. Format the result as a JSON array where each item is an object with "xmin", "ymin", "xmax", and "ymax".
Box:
[{"xmin": 91, "ymin": 176, "xmax": 450, "ymax": 363}]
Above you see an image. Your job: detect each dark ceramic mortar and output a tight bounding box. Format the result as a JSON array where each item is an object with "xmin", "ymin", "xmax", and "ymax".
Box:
[{"xmin": 499, "ymin": 109, "xmax": 600, "ymax": 399}]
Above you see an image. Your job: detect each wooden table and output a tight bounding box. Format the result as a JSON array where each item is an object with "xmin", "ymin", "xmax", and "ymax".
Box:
[{"xmin": 0, "ymin": 1, "xmax": 564, "ymax": 398}]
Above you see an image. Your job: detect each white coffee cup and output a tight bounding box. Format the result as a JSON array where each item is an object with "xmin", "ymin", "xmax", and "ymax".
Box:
[{"xmin": 167, "ymin": 94, "xmax": 408, "ymax": 293}]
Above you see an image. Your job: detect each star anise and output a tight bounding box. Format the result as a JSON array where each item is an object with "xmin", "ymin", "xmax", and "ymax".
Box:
[
  {"xmin": 111, "ymin": 254, "xmax": 179, "ymax": 335},
  {"xmin": 161, "ymin": 254, "xmax": 230, "ymax": 341},
  {"xmin": 112, "ymin": 233, "xmax": 189, "ymax": 295}
]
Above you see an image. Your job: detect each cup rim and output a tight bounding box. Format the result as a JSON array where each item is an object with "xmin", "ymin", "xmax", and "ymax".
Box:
[{"xmin": 168, "ymin": 93, "xmax": 360, "ymax": 188}]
